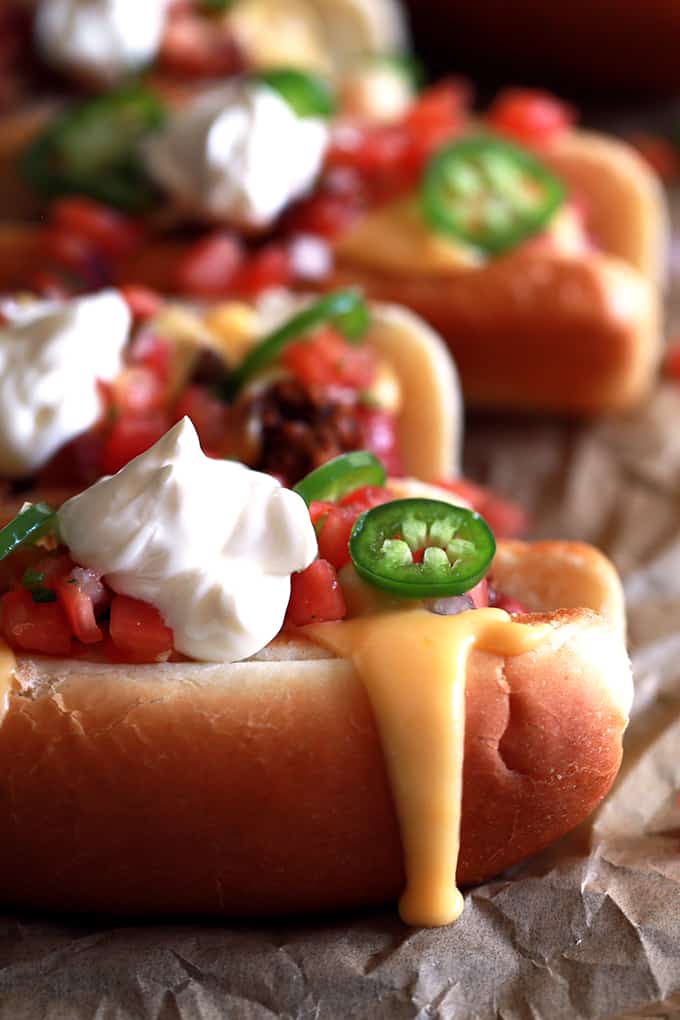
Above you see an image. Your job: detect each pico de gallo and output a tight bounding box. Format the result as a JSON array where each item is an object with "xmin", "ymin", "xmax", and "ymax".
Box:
[
  {"xmin": 0, "ymin": 453, "xmax": 525, "ymax": 662},
  {"xmin": 16, "ymin": 80, "xmax": 584, "ymax": 301}
]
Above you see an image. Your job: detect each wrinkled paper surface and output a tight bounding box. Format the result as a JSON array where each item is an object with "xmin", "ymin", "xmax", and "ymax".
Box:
[{"xmin": 3, "ymin": 162, "xmax": 680, "ymax": 1020}]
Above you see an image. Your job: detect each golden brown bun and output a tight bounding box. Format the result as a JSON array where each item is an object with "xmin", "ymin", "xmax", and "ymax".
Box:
[
  {"xmin": 0, "ymin": 540, "xmax": 631, "ymax": 917},
  {"xmin": 544, "ymin": 131, "xmax": 668, "ymax": 286},
  {"xmin": 330, "ymin": 249, "xmax": 661, "ymax": 415}
]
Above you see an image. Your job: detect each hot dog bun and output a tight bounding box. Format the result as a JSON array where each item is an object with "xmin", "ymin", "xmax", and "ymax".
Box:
[
  {"xmin": 330, "ymin": 249, "xmax": 660, "ymax": 414},
  {"xmin": 0, "ymin": 539, "xmax": 631, "ymax": 917}
]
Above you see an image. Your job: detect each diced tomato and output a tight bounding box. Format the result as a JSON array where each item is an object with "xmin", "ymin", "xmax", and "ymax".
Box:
[
  {"xmin": 128, "ymin": 331, "xmax": 172, "ymax": 382},
  {"xmin": 119, "ymin": 283, "xmax": 163, "ymax": 320},
  {"xmin": 26, "ymin": 269, "xmax": 71, "ymax": 300},
  {"xmin": 665, "ymin": 337, "xmax": 680, "ymax": 380},
  {"xmin": 309, "ymin": 500, "xmax": 336, "ymax": 526},
  {"xmin": 111, "ymin": 367, "xmax": 167, "ymax": 415},
  {"xmin": 285, "ymin": 192, "xmax": 363, "ymax": 240},
  {"xmin": 486, "ymin": 88, "xmax": 574, "ymax": 148},
  {"xmin": 626, "ymin": 132, "xmax": 679, "ymax": 183},
  {"xmin": 356, "ymin": 408, "xmax": 401, "ymax": 477},
  {"xmin": 468, "ymin": 578, "xmax": 489, "ymax": 609},
  {"xmin": 0, "ymin": 588, "xmax": 72, "ymax": 656},
  {"xmin": 282, "ymin": 328, "xmax": 375, "ymax": 390},
  {"xmin": 231, "ymin": 245, "xmax": 291, "ymax": 297},
  {"xmin": 158, "ymin": 7, "xmax": 243, "ymax": 77},
  {"xmin": 173, "ymin": 385, "xmax": 230, "ymax": 452},
  {"xmin": 338, "ymin": 485, "xmax": 391, "ymax": 511},
  {"xmin": 55, "ymin": 575, "xmax": 103, "ymax": 644},
  {"xmin": 27, "ymin": 553, "xmax": 74, "ymax": 590},
  {"xmin": 38, "ymin": 429, "xmax": 106, "ymax": 487},
  {"xmin": 328, "ymin": 122, "xmax": 408, "ymax": 176},
  {"xmin": 286, "ymin": 559, "xmax": 346, "ymax": 626},
  {"xmin": 109, "ymin": 594, "xmax": 174, "ymax": 662},
  {"xmin": 102, "ymin": 413, "xmax": 171, "ymax": 475},
  {"xmin": 50, "ymin": 198, "xmax": 142, "ymax": 258},
  {"xmin": 40, "ymin": 227, "xmax": 96, "ymax": 273},
  {"xmin": 493, "ymin": 593, "xmax": 527, "ymax": 615},
  {"xmin": 176, "ymin": 231, "xmax": 243, "ymax": 298},
  {"xmin": 316, "ymin": 507, "xmax": 357, "ymax": 569},
  {"xmin": 434, "ymin": 478, "xmax": 529, "ymax": 539}
]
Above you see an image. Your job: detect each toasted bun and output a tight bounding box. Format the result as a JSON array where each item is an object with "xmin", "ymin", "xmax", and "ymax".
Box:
[
  {"xmin": 544, "ymin": 130, "xmax": 669, "ymax": 286},
  {"xmin": 0, "ymin": 540, "xmax": 631, "ymax": 917},
  {"xmin": 331, "ymin": 249, "xmax": 661, "ymax": 414}
]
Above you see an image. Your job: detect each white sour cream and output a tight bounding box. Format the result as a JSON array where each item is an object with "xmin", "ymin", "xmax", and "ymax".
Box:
[
  {"xmin": 144, "ymin": 79, "xmax": 329, "ymax": 229},
  {"xmin": 0, "ymin": 290, "xmax": 130, "ymax": 478},
  {"xmin": 34, "ymin": 0, "xmax": 169, "ymax": 82},
  {"xmin": 58, "ymin": 418, "xmax": 318, "ymax": 663}
]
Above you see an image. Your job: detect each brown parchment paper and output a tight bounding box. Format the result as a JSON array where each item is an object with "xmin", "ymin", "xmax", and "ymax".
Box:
[{"xmin": 3, "ymin": 160, "xmax": 680, "ymax": 1020}]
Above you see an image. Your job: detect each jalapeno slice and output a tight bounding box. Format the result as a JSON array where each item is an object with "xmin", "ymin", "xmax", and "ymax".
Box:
[
  {"xmin": 294, "ymin": 451, "xmax": 386, "ymax": 506},
  {"xmin": 19, "ymin": 86, "xmax": 165, "ymax": 212},
  {"xmin": 255, "ymin": 68, "xmax": 336, "ymax": 118},
  {"xmin": 349, "ymin": 498, "xmax": 495, "ymax": 598},
  {"xmin": 421, "ymin": 135, "xmax": 564, "ymax": 255},
  {"xmin": 0, "ymin": 504, "xmax": 58, "ymax": 562},
  {"xmin": 220, "ymin": 290, "xmax": 369, "ymax": 399}
]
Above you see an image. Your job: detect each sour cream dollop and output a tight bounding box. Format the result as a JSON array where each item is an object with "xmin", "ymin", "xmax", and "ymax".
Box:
[
  {"xmin": 35, "ymin": 0, "xmax": 169, "ymax": 83},
  {"xmin": 58, "ymin": 418, "xmax": 318, "ymax": 663},
  {"xmin": 144, "ymin": 79, "xmax": 329, "ymax": 229},
  {"xmin": 0, "ymin": 290, "xmax": 130, "ymax": 478}
]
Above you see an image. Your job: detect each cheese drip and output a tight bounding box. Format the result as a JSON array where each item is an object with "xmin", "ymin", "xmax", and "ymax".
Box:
[
  {"xmin": 0, "ymin": 640, "xmax": 16, "ymax": 727},
  {"xmin": 307, "ymin": 607, "xmax": 550, "ymax": 927}
]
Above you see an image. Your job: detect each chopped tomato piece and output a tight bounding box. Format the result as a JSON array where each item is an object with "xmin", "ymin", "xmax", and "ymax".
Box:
[
  {"xmin": 109, "ymin": 594, "xmax": 174, "ymax": 662},
  {"xmin": 102, "ymin": 413, "xmax": 171, "ymax": 475},
  {"xmin": 282, "ymin": 328, "xmax": 375, "ymax": 390},
  {"xmin": 27, "ymin": 553, "xmax": 74, "ymax": 590},
  {"xmin": 158, "ymin": 6, "xmax": 243, "ymax": 78},
  {"xmin": 40, "ymin": 227, "xmax": 96, "ymax": 273},
  {"xmin": 309, "ymin": 500, "xmax": 336, "ymax": 526},
  {"xmin": 316, "ymin": 507, "xmax": 357, "ymax": 569},
  {"xmin": 626, "ymin": 132, "xmax": 679, "ymax": 183},
  {"xmin": 285, "ymin": 191, "xmax": 363, "ymax": 239},
  {"xmin": 50, "ymin": 198, "xmax": 142, "ymax": 258},
  {"xmin": 231, "ymin": 245, "xmax": 291, "ymax": 297},
  {"xmin": 493, "ymin": 593, "xmax": 527, "ymax": 615},
  {"xmin": 434, "ymin": 478, "xmax": 529, "ymax": 538},
  {"xmin": 38, "ymin": 429, "xmax": 105, "ymax": 487},
  {"xmin": 176, "ymin": 231, "xmax": 243, "ymax": 298},
  {"xmin": 0, "ymin": 588, "xmax": 72, "ymax": 656},
  {"xmin": 338, "ymin": 485, "xmax": 392, "ymax": 510},
  {"xmin": 487, "ymin": 89, "xmax": 574, "ymax": 148},
  {"xmin": 173, "ymin": 385, "xmax": 230, "ymax": 452},
  {"xmin": 111, "ymin": 367, "xmax": 167, "ymax": 415},
  {"xmin": 55, "ymin": 575, "xmax": 103, "ymax": 644},
  {"xmin": 128, "ymin": 331, "xmax": 172, "ymax": 381},
  {"xmin": 468, "ymin": 578, "xmax": 489, "ymax": 609},
  {"xmin": 119, "ymin": 283, "xmax": 163, "ymax": 320},
  {"xmin": 286, "ymin": 559, "xmax": 346, "ymax": 626}
]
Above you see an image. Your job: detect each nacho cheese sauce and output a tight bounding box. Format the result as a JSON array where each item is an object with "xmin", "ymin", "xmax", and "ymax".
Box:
[{"xmin": 308, "ymin": 607, "xmax": 550, "ymax": 927}]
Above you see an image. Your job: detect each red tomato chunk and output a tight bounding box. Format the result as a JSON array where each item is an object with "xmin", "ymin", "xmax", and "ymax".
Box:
[{"xmin": 287, "ymin": 560, "xmax": 347, "ymax": 626}]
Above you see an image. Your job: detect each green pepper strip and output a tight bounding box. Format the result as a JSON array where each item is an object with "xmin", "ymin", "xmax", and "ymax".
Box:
[
  {"xmin": 421, "ymin": 135, "xmax": 564, "ymax": 255},
  {"xmin": 294, "ymin": 451, "xmax": 386, "ymax": 506},
  {"xmin": 255, "ymin": 68, "xmax": 336, "ymax": 118},
  {"xmin": 349, "ymin": 498, "xmax": 495, "ymax": 598},
  {"xmin": 0, "ymin": 504, "xmax": 58, "ymax": 562},
  {"xmin": 220, "ymin": 290, "xmax": 369, "ymax": 400},
  {"xmin": 19, "ymin": 85, "xmax": 166, "ymax": 213}
]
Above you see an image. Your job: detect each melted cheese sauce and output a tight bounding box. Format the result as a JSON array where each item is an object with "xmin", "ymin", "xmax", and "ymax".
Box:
[{"xmin": 307, "ymin": 607, "xmax": 550, "ymax": 927}]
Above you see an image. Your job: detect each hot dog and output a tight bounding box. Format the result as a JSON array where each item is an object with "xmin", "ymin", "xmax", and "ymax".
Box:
[
  {"xmin": 0, "ymin": 423, "xmax": 631, "ymax": 925},
  {"xmin": 0, "ymin": 80, "xmax": 665, "ymax": 415}
]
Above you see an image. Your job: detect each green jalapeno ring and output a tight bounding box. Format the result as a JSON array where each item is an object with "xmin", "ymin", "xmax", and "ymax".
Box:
[
  {"xmin": 255, "ymin": 68, "xmax": 336, "ymax": 118},
  {"xmin": 421, "ymin": 134, "xmax": 565, "ymax": 255},
  {"xmin": 19, "ymin": 85, "xmax": 165, "ymax": 212},
  {"xmin": 294, "ymin": 451, "xmax": 386, "ymax": 506},
  {"xmin": 349, "ymin": 498, "xmax": 495, "ymax": 598},
  {"xmin": 0, "ymin": 504, "xmax": 58, "ymax": 563},
  {"xmin": 220, "ymin": 290, "xmax": 369, "ymax": 400}
]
